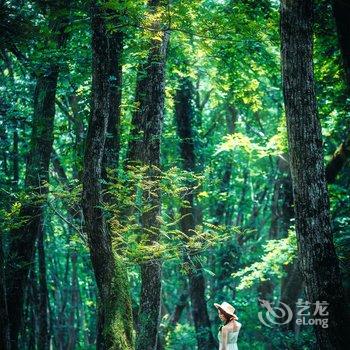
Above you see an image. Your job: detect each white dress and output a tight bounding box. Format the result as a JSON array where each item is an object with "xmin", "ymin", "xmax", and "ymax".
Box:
[{"xmin": 218, "ymin": 322, "xmax": 241, "ymax": 350}]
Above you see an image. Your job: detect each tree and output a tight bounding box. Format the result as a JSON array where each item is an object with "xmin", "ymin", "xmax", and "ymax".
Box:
[
  {"xmin": 37, "ymin": 225, "xmax": 49, "ymax": 350},
  {"xmin": 126, "ymin": 1, "xmax": 169, "ymax": 348},
  {"xmin": 5, "ymin": 2, "xmax": 70, "ymax": 346},
  {"xmin": 174, "ymin": 77, "xmax": 217, "ymax": 350},
  {"xmin": 333, "ymin": 0, "xmax": 350, "ymax": 89},
  {"xmin": 281, "ymin": 0, "xmax": 350, "ymax": 347},
  {"xmin": 0, "ymin": 228, "xmax": 10, "ymax": 350},
  {"xmin": 323, "ymin": 0, "xmax": 350, "ymax": 184},
  {"xmin": 81, "ymin": 1, "xmax": 134, "ymax": 349}
]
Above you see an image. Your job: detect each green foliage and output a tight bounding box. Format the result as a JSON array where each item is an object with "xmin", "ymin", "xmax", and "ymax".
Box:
[
  {"xmin": 106, "ymin": 165, "xmax": 239, "ymax": 265},
  {"xmin": 1, "ymin": 0, "xmax": 349, "ymax": 348},
  {"xmin": 165, "ymin": 323, "xmax": 197, "ymax": 350},
  {"xmin": 233, "ymin": 230, "xmax": 297, "ymax": 290}
]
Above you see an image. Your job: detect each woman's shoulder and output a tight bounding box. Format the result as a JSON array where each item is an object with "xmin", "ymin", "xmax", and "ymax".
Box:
[{"xmin": 223, "ymin": 321, "xmax": 242, "ymax": 332}]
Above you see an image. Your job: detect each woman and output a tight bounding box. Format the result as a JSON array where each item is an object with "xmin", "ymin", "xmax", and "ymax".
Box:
[{"xmin": 214, "ymin": 301, "xmax": 241, "ymax": 350}]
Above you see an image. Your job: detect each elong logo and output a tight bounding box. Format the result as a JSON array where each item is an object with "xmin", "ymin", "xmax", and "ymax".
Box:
[{"xmin": 258, "ymin": 298, "xmax": 329, "ymax": 329}]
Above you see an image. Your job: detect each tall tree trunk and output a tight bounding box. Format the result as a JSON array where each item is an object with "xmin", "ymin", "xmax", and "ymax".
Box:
[
  {"xmin": 333, "ymin": 0, "xmax": 350, "ymax": 89},
  {"xmin": 214, "ymin": 106, "xmax": 237, "ymax": 226},
  {"xmin": 0, "ymin": 229, "xmax": 10, "ymax": 350},
  {"xmin": 126, "ymin": 2, "xmax": 169, "ymax": 349},
  {"xmin": 82, "ymin": 2, "xmax": 133, "ymax": 349},
  {"xmin": 211, "ymin": 105, "xmax": 240, "ymax": 302},
  {"xmin": 323, "ymin": 1, "xmax": 350, "ymax": 184},
  {"xmin": 26, "ymin": 267, "xmax": 39, "ymax": 350},
  {"xmin": 55, "ymin": 252, "xmax": 70, "ymax": 350},
  {"xmin": 5, "ymin": 5, "xmax": 69, "ymax": 346},
  {"xmin": 281, "ymin": 1, "xmax": 350, "ymax": 348},
  {"xmin": 174, "ymin": 77, "xmax": 216, "ymax": 350},
  {"xmin": 280, "ymin": 262, "xmax": 304, "ymax": 331},
  {"xmin": 269, "ymin": 157, "xmax": 304, "ymax": 331},
  {"xmin": 38, "ymin": 224, "xmax": 49, "ymax": 350},
  {"xmin": 6, "ymin": 65, "xmax": 59, "ymax": 348},
  {"xmin": 12, "ymin": 119, "xmax": 19, "ymax": 186},
  {"xmin": 102, "ymin": 30, "xmax": 123, "ymax": 179},
  {"xmin": 67, "ymin": 251, "xmax": 78, "ymax": 350}
]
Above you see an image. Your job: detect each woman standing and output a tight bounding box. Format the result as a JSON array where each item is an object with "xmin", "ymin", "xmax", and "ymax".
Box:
[{"xmin": 214, "ymin": 302, "xmax": 241, "ymax": 350}]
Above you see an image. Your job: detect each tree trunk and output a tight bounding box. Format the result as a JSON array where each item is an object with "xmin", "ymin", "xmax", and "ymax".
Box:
[
  {"xmin": 280, "ymin": 262, "xmax": 304, "ymax": 331},
  {"xmin": 211, "ymin": 105, "xmax": 240, "ymax": 302},
  {"xmin": 56, "ymin": 252, "xmax": 70, "ymax": 350},
  {"xmin": 102, "ymin": 30, "xmax": 123, "ymax": 179},
  {"xmin": 5, "ymin": 5, "xmax": 70, "ymax": 346},
  {"xmin": 324, "ymin": 1, "xmax": 350, "ymax": 184},
  {"xmin": 38, "ymin": 225, "xmax": 50, "ymax": 350},
  {"xmin": 26, "ymin": 267, "xmax": 39, "ymax": 350},
  {"xmin": 12, "ymin": 119, "xmax": 19, "ymax": 186},
  {"xmin": 67, "ymin": 251, "xmax": 78, "ymax": 350},
  {"xmin": 325, "ymin": 138, "xmax": 350, "ymax": 184},
  {"xmin": 0, "ymin": 229, "xmax": 10, "ymax": 350},
  {"xmin": 281, "ymin": 1, "xmax": 350, "ymax": 348},
  {"xmin": 270, "ymin": 157, "xmax": 304, "ymax": 331},
  {"xmin": 6, "ymin": 65, "xmax": 59, "ymax": 349},
  {"xmin": 214, "ymin": 106, "xmax": 237, "ymax": 226},
  {"xmin": 333, "ymin": 0, "xmax": 350, "ymax": 89},
  {"xmin": 126, "ymin": 2, "xmax": 169, "ymax": 349},
  {"xmin": 82, "ymin": 2, "xmax": 133, "ymax": 349},
  {"xmin": 174, "ymin": 77, "xmax": 217, "ymax": 350}
]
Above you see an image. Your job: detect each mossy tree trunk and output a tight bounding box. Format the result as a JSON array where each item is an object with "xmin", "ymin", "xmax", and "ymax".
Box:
[
  {"xmin": 82, "ymin": 2, "xmax": 134, "ymax": 349},
  {"xmin": 281, "ymin": 0, "xmax": 350, "ymax": 347}
]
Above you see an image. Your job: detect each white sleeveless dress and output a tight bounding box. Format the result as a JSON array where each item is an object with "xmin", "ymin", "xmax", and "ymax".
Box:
[{"xmin": 218, "ymin": 322, "xmax": 241, "ymax": 350}]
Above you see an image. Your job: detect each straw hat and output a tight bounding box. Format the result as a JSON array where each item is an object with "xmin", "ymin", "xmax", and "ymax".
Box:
[{"xmin": 214, "ymin": 301, "xmax": 238, "ymax": 320}]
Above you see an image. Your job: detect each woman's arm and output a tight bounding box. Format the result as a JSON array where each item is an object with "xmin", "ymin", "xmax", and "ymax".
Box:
[{"xmin": 221, "ymin": 327, "xmax": 228, "ymax": 350}]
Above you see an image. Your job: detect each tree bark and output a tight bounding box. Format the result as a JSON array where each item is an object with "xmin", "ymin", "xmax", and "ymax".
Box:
[
  {"xmin": 82, "ymin": 2, "xmax": 134, "ymax": 349},
  {"xmin": 12, "ymin": 119, "xmax": 19, "ymax": 186},
  {"xmin": 280, "ymin": 263, "xmax": 304, "ymax": 331},
  {"xmin": 101, "ymin": 31, "xmax": 123, "ymax": 179},
  {"xmin": 281, "ymin": 1, "xmax": 350, "ymax": 348},
  {"xmin": 126, "ymin": 2, "xmax": 169, "ymax": 349},
  {"xmin": 38, "ymin": 225, "xmax": 50, "ymax": 350},
  {"xmin": 211, "ymin": 105, "xmax": 240, "ymax": 302},
  {"xmin": 270, "ymin": 157, "xmax": 304, "ymax": 331},
  {"xmin": 324, "ymin": 0, "xmax": 350, "ymax": 184},
  {"xmin": 6, "ymin": 65, "xmax": 60, "ymax": 349},
  {"xmin": 26, "ymin": 267, "xmax": 39, "ymax": 350},
  {"xmin": 174, "ymin": 77, "xmax": 217, "ymax": 350},
  {"xmin": 333, "ymin": 0, "xmax": 350, "ymax": 89},
  {"xmin": 5, "ymin": 4, "xmax": 70, "ymax": 346},
  {"xmin": 67, "ymin": 251, "xmax": 78, "ymax": 350},
  {"xmin": 214, "ymin": 106, "xmax": 237, "ymax": 226},
  {"xmin": 0, "ymin": 229, "xmax": 10, "ymax": 350}
]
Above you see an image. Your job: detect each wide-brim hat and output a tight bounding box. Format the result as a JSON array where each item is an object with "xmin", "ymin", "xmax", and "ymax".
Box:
[{"xmin": 214, "ymin": 301, "xmax": 238, "ymax": 320}]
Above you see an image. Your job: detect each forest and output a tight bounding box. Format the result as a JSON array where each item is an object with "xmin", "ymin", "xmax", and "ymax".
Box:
[{"xmin": 0, "ymin": 0, "xmax": 350, "ymax": 349}]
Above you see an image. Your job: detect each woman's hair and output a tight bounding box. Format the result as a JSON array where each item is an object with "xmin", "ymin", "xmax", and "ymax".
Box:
[{"xmin": 218, "ymin": 307, "xmax": 235, "ymax": 330}]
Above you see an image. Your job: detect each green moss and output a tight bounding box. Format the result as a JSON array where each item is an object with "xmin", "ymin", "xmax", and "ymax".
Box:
[{"xmin": 103, "ymin": 256, "xmax": 135, "ymax": 350}]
